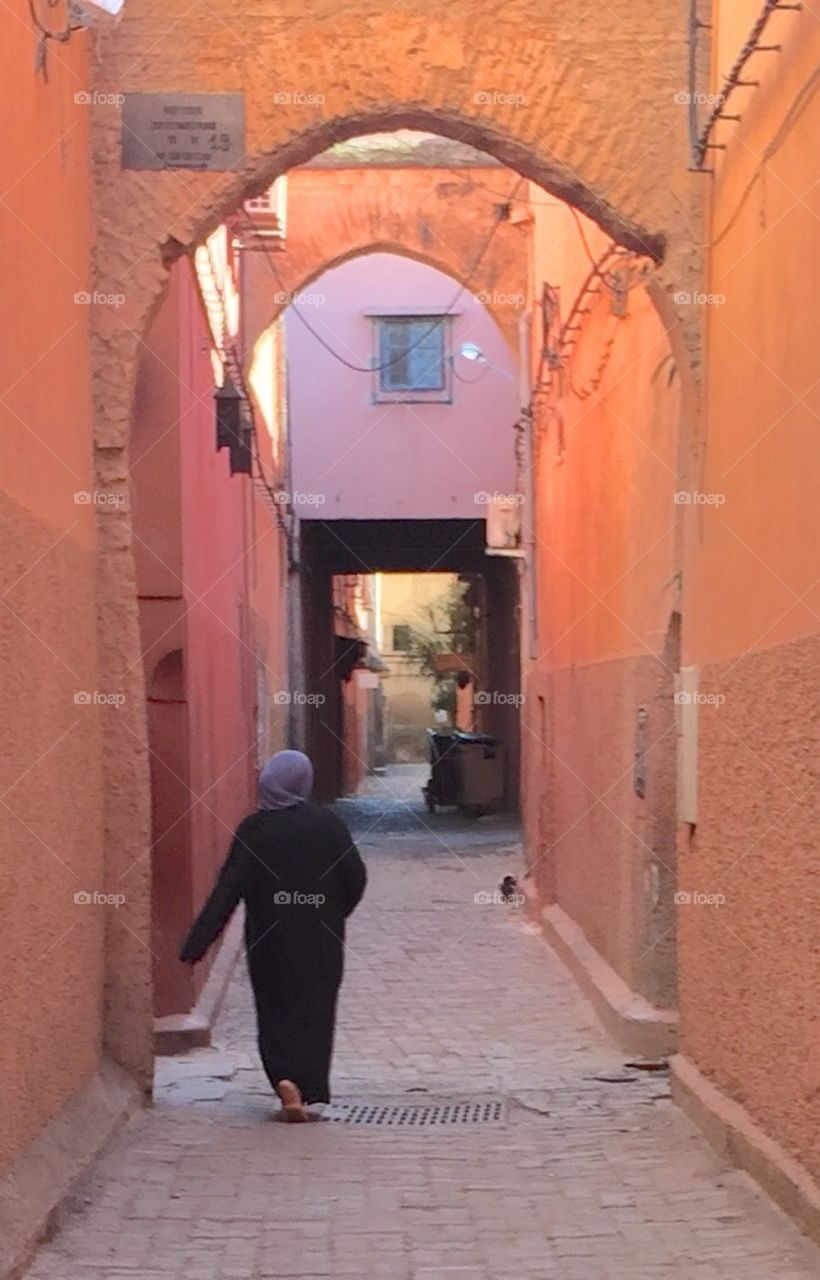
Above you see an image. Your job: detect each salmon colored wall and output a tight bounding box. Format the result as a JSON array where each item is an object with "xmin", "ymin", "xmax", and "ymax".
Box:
[
  {"xmin": 178, "ymin": 264, "xmax": 257, "ymax": 976},
  {"xmin": 680, "ymin": 5, "xmax": 820, "ymax": 1181},
  {"xmin": 247, "ymin": 318, "xmax": 290, "ymax": 764},
  {"xmin": 522, "ymin": 200, "xmax": 681, "ymax": 1006},
  {"xmin": 132, "ymin": 258, "xmax": 281, "ymax": 1017},
  {"xmin": 0, "ymin": 16, "xmax": 106, "ymax": 1172},
  {"xmin": 340, "ymin": 676, "xmax": 368, "ymax": 795}
]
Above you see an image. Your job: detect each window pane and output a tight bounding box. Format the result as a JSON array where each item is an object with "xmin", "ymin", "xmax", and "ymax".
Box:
[
  {"xmin": 380, "ymin": 322, "xmax": 411, "ymax": 388},
  {"xmin": 392, "ymin": 624, "xmax": 412, "ymax": 651},
  {"xmin": 377, "ymin": 318, "xmax": 445, "ymax": 392},
  {"xmin": 408, "ymin": 323, "xmax": 444, "ymax": 390}
]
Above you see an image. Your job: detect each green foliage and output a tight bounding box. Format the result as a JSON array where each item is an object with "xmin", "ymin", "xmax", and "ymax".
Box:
[{"xmin": 400, "ymin": 580, "xmax": 478, "ymax": 715}]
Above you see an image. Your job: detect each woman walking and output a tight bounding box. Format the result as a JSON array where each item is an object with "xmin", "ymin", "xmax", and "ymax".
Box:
[{"xmin": 180, "ymin": 750, "xmax": 367, "ymax": 1121}]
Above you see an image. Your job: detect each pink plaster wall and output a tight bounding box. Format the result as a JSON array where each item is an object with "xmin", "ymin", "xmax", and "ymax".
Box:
[
  {"xmin": 287, "ymin": 254, "xmax": 519, "ymax": 520},
  {"xmin": 132, "ymin": 259, "xmax": 260, "ymax": 1017}
]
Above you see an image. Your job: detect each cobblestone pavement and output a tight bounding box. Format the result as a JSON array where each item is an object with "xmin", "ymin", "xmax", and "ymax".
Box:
[{"xmin": 25, "ymin": 768, "xmax": 819, "ymax": 1279}]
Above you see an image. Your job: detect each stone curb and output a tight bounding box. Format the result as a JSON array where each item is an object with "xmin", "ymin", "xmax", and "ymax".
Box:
[
  {"xmin": 539, "ymin": 903, "xmax": 678, "ymax": 1059},
  {"xmin": 671, "ymin": 1052, "xmax": 820, "ymax": 1244},
  {"xmin": 0, "ymin": 1059, "xmax": 140, "ymax": 1280},
  {"xmin": 153, "ymin": 907, "xmax": 245, "ymax": 1056}
]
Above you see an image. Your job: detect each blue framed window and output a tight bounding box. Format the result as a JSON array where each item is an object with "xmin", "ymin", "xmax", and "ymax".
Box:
[{"xmin": 373, "ymin": 316, "xmax": 451, "ymax": 402}]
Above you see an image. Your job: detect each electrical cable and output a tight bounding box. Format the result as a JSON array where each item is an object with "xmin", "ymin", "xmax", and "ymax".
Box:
[
  {"xmin": 29, "ymin": 0, "xmax": 82, "ymax": 79},
  {"xmin": 451, "ymin": 362, "xmax": 493, "ymax": 385},
  {"xmin": 236, "ymin": 176, "xmax": 524, "ymax": 375},
  {"xmin": 443, "ymin": 168, "xmax": 562, "ymax": 206},
  {"xmin": 446, "ymin": 169, "xmax": 651, "ymax": 298}
]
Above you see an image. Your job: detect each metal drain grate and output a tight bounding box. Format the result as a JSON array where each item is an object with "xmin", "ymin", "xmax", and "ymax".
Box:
[{"xmin": 326, "ymin": 1099, "xmax": 505, "ymax": 1127}]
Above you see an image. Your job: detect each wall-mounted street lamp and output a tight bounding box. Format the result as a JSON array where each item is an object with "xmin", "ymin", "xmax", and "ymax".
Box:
[{"xmin": 455, "ymin": 341, "xmax": 517, "ymax": 383}]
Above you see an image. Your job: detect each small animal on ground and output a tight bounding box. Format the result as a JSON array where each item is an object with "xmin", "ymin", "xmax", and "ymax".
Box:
[{"xmin": 499, "ymin": 874, "xmax": 519, "ymax": 903}]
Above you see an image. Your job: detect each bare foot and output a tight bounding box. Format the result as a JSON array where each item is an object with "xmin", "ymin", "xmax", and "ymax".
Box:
[{"xmin": 274, "ymin": 1078, "xmax": 308, "ymax": 1123}]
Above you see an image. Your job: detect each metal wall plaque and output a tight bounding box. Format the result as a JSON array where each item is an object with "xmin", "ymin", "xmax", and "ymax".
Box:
[{"xmin": 122, "ymin": 93, "xmax": 245, "ymax": 171}]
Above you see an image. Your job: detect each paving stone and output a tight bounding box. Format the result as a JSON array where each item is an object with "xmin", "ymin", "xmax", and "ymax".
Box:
[{"xmin": 21, "ymin": 769, "xmax": 820, "ymax": 1279}]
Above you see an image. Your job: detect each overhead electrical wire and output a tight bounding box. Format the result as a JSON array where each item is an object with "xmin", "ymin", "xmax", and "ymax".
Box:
[
  {"xmin": 446, "ymin": 166, "xmax": 650, "ymax": 297},
  {"xmin": 219, "ymin": 170, "xmax": 529, "ymax": 512},
  {"xmin": 443, "ymin": 167, "xmax": 563, "ymax": 207},
  {"xmin": 235, "ymin": 175, "xmax": 525, "ymax": 375},
  {"xmin": 205, "ymin": 162, "xmax": 646, "ymax": 498}
]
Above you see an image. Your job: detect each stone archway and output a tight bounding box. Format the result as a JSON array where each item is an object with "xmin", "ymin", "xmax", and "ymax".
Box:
[
  {"xmin": 241, "ymin": 160, "xmax": 532, "ymax": 357},
  {"xmin": 89, "ymin": 1, "xmax": 699, "ymax": 451},
  {"xmin": 86, "ymin": 2, "xmax": 703, "ymax": 1085}
]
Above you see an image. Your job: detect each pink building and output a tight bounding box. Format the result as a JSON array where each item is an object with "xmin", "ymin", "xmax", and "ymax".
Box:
[
  {"xmin": 287, "ymin": 253, "xmax": 519, "ymax": 519},
  {"xmin": 284, "ymin": 253, "xmax": 522, "ymax": 800}
]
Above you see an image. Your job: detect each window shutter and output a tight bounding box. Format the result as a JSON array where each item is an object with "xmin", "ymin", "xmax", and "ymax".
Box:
[
  {"xmin": 380, "ymin": 322, "xmax": 411, "ymax": 390},
  {"xmin": 408, "ymin": 323, "xmax": 444, "ymax": 390}
]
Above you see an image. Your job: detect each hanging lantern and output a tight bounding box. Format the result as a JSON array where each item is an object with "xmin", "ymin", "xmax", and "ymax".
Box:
[
  {"xmin": 214, "ymin": 377, "xmax": 253, "ymax": 475},
  {"xmin": 228, "ymin": 408, "xmax": 253, "ymax": 476},
  {"xmin": 215, "ymin": 376, "xmax": 241, "ymax": 452}
]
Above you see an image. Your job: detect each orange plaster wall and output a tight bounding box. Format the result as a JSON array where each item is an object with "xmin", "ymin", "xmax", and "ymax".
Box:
[
  {"xmin": 0, "ymin": 14, "xmax": 106, "ymax": 1171},
  {"xmin": 680, "ymin": 6, "xmax": 820, "ymax": 1180},
  {"xmin": 522, "ymin": 200, "xmax": 681, "ymax": 1006}
]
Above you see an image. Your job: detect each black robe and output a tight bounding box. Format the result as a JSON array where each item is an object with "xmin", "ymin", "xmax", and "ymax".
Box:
[{"xmin": 180, "ymin": 802, "xmax": 366, "ymax": 1104}]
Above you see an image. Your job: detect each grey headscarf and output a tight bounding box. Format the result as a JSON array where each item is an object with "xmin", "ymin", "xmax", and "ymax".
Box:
[{"xmin": 258, "ymin": 750, "xmax": 314, "ymax": 811}]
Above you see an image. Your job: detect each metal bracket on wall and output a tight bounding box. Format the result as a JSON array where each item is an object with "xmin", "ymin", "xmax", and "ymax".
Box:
[
  {"xmin": 687, "ymin": 0, "xmax": 803, "ymax": 171},
  {"xmin": 675, "ymin": 668, "xmax": 699, "ymax": 826},
  {"xmin": 634, "ymin": 707, "xmax": 648, "ymax": 798}
]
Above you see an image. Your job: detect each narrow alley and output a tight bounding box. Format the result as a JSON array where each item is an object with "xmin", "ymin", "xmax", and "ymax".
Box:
[
  {"xmin": 22, "ymin": 770, "xmax": 818, "ymax": 1280},
  {"xmin": 3, "ymin": 1, "xmax": 820, "ymax": 1274}
]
